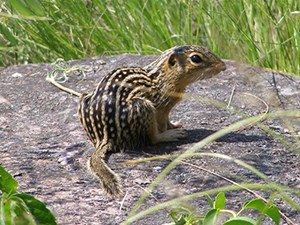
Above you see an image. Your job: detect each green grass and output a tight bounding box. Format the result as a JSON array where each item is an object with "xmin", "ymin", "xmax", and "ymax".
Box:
[
  {"xmin": 121, "ymin": 110, "xmax": 300, "ymax": 224},
  {"xmin": 0, "ymin": 0, "xmax": 299, "ymax": 75}
]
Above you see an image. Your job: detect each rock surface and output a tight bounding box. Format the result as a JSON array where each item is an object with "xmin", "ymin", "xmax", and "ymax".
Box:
[{"xmin": 0, "ymin": 55, "xmax": 299, "ymax": 225}]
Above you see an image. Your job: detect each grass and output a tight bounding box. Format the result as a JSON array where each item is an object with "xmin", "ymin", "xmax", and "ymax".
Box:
[
  {"xmin": 0, "ymin": 0, "xmax": 299, "ymax": 75},
  {"xmin": 121, "ymin": 110, "xmax": 300, "ymax": 224}
]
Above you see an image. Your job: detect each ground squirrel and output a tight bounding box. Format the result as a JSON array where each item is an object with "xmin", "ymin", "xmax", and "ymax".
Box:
[{"xmin": 47, "ymin": 45, "xmax": 226, "ymax": 197}]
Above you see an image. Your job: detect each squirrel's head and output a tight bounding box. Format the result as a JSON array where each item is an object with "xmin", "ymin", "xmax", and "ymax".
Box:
[
  {"xmin": 145, "ymin": 45, "xmax": 226, "ymax": 91},
  {"xmin": 165, "ymin": 45, "xmax": 226, "ymax": 86}
]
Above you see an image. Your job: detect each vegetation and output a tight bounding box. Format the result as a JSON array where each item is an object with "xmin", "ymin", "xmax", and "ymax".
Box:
[
  {"xmin": 0, "ymin": 166, "xmax": 57, "ymax": 225},
  {"xmin": 0, "ymin": 0, "xmax": 299, "ymax": 75},
  {"xmin": 122, "ymin": 111, "xmax": 300, "ymax": 225},
  {"xmin": 168, "ymin": 193, "xmax": 280, "ymax": 225}
]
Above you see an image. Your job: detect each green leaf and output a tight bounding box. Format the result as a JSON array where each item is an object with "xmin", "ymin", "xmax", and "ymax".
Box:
[
  {"xmin": 0, "ymin": 193, "xmax": 8, "ymax": 225},
  {"xmin": 169, "ymin": 206, "xmax": 188, "ymax": 223},
  {"xmin": 243, "ymin": 198, "xmax": 280, "ymax": 225},
  {"xmin": 15, "ymin": 194, "xmax": 57, "ymax": 225},
  {"xmin": 0, "ymin": 23, "xmax": 18, "ymax": 46},
  {"xmin": 205, "ymin": 194, "xmax": 214, "ymax": 208},
  {"xmin": 0, "ymin": 166, "xmax": 18, "ymax": 194},
  {"xmin": 0, "ymin": 193, "xmax": 57, "ymax": 225},
  {"xmin": 1, "ymin": 194, "xmax": 36, "ymax": 225},
  {"xmin": 7, "ymin": 0, "xmax": 35, "ymax": 16},
  {"xmin": 169, "ymin": 206, "xmax": 199, "ymax": 225},
  {"xmin": 223, "ymin": 217, "xmax": 256, "ymax": 225},
  {"xmin": 203, "ymin": 208, "xmax": 219, "ymax": 225},
  {"xmin": 0, "ymin": 38, "xmax": 6, "ymax": 47},
  {"xmin": 213, "ymin": 192, "xmax": 226, "ymax": 209},
  {"xmin": 24, "ymin": 0, "xmax": 45, "ymax": 17},
  {"xmin": 0, "ymin": 167, "xmax": 56, "ymax": 225}
]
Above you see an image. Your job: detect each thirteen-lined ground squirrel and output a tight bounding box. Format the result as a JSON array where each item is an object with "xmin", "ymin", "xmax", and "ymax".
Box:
[{"xmin": 47, "ymin": 45, "xmax": 226, "ymax": 197}]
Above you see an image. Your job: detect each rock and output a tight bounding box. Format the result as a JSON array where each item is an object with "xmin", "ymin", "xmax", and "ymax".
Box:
[{"xmin": 0, "ymin": 55, "xmax": 299, "ymax": 225}]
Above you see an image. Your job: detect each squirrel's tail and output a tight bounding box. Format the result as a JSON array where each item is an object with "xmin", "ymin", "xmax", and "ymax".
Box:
[
  {"xmin": 46, "ymin": 73, "xmax": 82, "ymax": 97},
  {"xmin": 87, "ymin": 143, "xmax": 123, "ymax": 197}
]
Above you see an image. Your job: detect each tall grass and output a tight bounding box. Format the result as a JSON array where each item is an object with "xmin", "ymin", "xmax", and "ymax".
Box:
[
  {"xmin": 122, "ymin": 111, "xmax": 300, "ymax": 224},
  {"xmin": 0, "ymin": 0, "xmax": 299, "ymax": 74}
]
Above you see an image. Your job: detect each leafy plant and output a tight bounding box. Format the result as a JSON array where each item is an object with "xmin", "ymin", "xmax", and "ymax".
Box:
[
  {"xmin": 0, "ymin": 166, "xmax": 57, "ymax": 225},
  {"xmin": 169, "ymin": 206, "xmax": 202, "ymax": 225},
  {"xmin": 168, "ymin": 192, "xmax": 280, "ymax": 225}
]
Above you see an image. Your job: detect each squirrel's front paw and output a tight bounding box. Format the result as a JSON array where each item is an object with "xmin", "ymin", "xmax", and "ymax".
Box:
[{"xmin": 156, "ymin": 128, "xmax": 188, "ymax": 143}]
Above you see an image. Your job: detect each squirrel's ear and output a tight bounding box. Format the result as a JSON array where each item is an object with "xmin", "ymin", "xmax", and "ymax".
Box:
[{"xmin": 168, "ymin": 54, "xmax": 177, "ymax": 67}]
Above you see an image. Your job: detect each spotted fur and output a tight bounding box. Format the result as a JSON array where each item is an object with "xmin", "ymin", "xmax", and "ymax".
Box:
[{"xmin": 47, "ymin": 45, "xmax": 226, "ymax": 197}]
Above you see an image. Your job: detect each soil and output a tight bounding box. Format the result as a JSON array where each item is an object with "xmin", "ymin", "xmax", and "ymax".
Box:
[{"xmin": 0, "ymin": 54, "xmax": 299, "ymax": 225}]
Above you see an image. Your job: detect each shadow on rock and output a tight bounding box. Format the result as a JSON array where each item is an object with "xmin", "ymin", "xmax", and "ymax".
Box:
[{"xmin": 188, "ymin": 128, "xmax": 270, "ymax": 143}]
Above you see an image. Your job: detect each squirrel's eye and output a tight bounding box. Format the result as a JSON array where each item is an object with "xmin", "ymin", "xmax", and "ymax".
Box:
[{"xmin": 190, "ymin": 55, "xmax": 203, "ymax": 64}]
